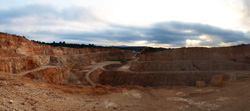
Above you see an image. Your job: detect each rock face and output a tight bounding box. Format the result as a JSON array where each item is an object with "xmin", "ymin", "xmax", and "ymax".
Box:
[
  {"xmin": 0, "ymin": 56, "xmax": 49, "ymax": 73},
  {"xmin": 0, "ymin": 32, "xmax": 134, "ymax": 84},
  {"xmin": 100, "ymin": 45, "xmax": 250, "ymax": 86},
  {"xmin": 24, "ymin": 66, "xmax": 71, "ymax": 84},
  {"xmin": 131, "ymin": 46, "xmax": 250, "ymax": 71},
  {"xmin": 100, "ymin": 45, "xmax": 249, "ymax": 86},
  {"xmin": 211, "ymin": 75, "xmax": 223, "ymax": 87},
  {"xmin": 139, "ymin": 46, "xmax": 250, "ymax": 62},
  {"xmin": 196, "ymin": 81, "xmax": 206, "ymax": 87},
  {"xmin": 99, "ymin": 71, "xmax": 223, "ymax": 86},
  {"xmin": 0, "ymin": 32, "xmax": 133, "ymax": 58},
  {"xmin": 130, "ymin": 60, "xmax": 250, "ymax": 71}
]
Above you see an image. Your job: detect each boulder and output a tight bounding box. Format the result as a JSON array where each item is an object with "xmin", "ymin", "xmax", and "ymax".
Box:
[
  {"xmin": 196, "ymin": 81, "xmax": 206, "ymax": 87},
  {"xmin": 9, "ymin": 100, "xmax": 14, "ymax": 104},
  {"xmin": 211, "ymin": 74, "xmax": 223, "ymax": 87}
]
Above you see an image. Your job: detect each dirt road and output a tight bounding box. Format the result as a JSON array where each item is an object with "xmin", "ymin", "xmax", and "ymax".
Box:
[
  {"xmin": 85, "ymin": 61, "xmax": 121, "ymax": 86},
  {"xmin": 18, "ymin": 66, "xmax": 58, "ymax": 76}
]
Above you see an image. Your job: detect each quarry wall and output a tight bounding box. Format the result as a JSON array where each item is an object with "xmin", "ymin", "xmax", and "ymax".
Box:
[
  {"xmin": 0, "ymin": 33, "xmax": 133, "ymax": 75},
  {"xmin": 0, "ymin": 56, "xmax": 50, "ymax": 73},
  {"xmin": 99, "ymin": 71, "xmax": 228, "ymax": 86},
  {"xmin": 24, "ymin": 66, "xmax": 72, "ymax": 85},
  {"xmin": 139, "ymin": 46, "xmax": 250, "ymax": 62},
  {"xmin": 131, "ymin": 46, "xmax": 250, "ymax": 72},
  {"xmin": 0, "ymin": 32, "xmax": 132, "ymax": 57},
  {"xmin": 130, "ymin": 60, "xmax": 250, "ymax": 71}
]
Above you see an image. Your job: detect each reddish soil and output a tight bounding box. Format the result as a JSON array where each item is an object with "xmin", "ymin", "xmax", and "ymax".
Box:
[{"xmin": 0, "ymin": 72, "xmax": 249, "ymax": 111}]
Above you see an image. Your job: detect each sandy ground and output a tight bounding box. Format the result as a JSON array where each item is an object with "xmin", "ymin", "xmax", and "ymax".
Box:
[{"xmin": 0, "ymin": 72, "xmax": 249, "ymax": 111}]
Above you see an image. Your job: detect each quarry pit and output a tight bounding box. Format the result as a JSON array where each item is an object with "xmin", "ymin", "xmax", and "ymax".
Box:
[
  {"xmin": 1, "ymin": 32, "xmax": 250, "ymax": 87},
  {"xmin": 0, "ymin": 33, "xmax": 250, "ymax": 111}
]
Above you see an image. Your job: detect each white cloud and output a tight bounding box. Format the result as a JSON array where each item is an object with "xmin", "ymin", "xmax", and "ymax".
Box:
[{"xmin": 185, "ymin": 39, "xmax": 201, "ymax": 47}]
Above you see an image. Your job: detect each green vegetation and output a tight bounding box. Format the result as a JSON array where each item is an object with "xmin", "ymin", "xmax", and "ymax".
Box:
[
  {"xmin": 117, "ymin": 46, "xmax": 146, "ymax": 51},
  {"xmin": 141, "ymin": 47, "xmax": 167, "ymax": 54},
  {"xmin": 31, "ymin": 40, "xmax": 106, "ymax": 48}
]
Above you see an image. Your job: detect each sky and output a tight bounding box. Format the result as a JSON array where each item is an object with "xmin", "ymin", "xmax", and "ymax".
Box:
[{"xmin": 0, "ymin": 0, "xmax": 250, "ymax": 47}]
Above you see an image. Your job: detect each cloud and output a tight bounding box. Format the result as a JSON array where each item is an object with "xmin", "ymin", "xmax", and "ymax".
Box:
[
  {"xmin": 0, "ymin": 3, "xmax": 249, "ymax": 47},
  {"xmin": 242, "ymin": 0, "xmax": 250, "ymax": 31},
  {"xmin": 30, "ymin": 21, "xmax": 250, "ymax": 47},
  {"xmin": 153, "ymin": 22, "xmax": 250, "ymax": 42},
  {"xmin": 0, "ymin": 3, "xmax": 105, "ymax": 33},
  {"xmin": 0, "ymin": 4, "xmax": 57, "ymax": 24}
]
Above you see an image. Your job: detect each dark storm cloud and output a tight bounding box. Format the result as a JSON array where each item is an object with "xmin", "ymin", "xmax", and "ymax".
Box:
[
  {"xmin": 107, "ymin": 22, "xmax": 249, "ymax": 45},
  {"xmin": 152, "ymin": 22, "xmax": 250, "ymax": 43},
  {"xmin": 32, "ymin": 21, "xmax": 250, "ymax": 46},
  {"xmin": 34, "ymin": 28, "xmax": 144, "ymax": 42}
]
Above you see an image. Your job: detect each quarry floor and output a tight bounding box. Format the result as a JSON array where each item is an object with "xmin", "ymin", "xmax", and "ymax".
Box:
[{"xmin": 0, "ymin": 72, "xmax": 249, "ymax": 111}]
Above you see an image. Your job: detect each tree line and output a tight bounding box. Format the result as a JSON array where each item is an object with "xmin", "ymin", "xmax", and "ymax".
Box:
[
  {"xmin": 31, "ymin": 40, "xmax": 102, "ymax": 48},
  {"xmin": 31, "ymin": 40, "xmax": 169, "ymax": 52}
]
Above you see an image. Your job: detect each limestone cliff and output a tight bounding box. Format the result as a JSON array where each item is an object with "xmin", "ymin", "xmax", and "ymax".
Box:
[
  {"xmin": 0, "ymin": 32, "xmax": 132, "ymax": 57},
  {"xmin": 131, "ymin": 46, "xmax": 250, "ymax": 71},
  {"xmin": 24, "ymin": 65, "xmax": 71, "ymax": 85},
  {"xmin": 0, "ymin": 32, "xmax": 134, "ymax": 85},
  {"xmin": 0, "ymin": 56, "xmax": 49, "ymax": 73},
  {"xmin": 99, "ymin": 71, "xmax": 229, "ymax": 86}
]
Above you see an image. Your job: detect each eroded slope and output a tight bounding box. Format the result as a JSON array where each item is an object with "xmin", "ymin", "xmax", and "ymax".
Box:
[{"xmin": 0, "ymin": 32, "xmax": 134, "ymax": 85}]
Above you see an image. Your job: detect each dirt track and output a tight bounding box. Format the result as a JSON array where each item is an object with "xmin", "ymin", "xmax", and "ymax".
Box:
[
  {"xmin": 18, "ymin": 66, "xmax": 58, "ymax": 76},
  {"xmin": 85, "ymin": 61, "xmax": 121, "ymax": 86}
]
